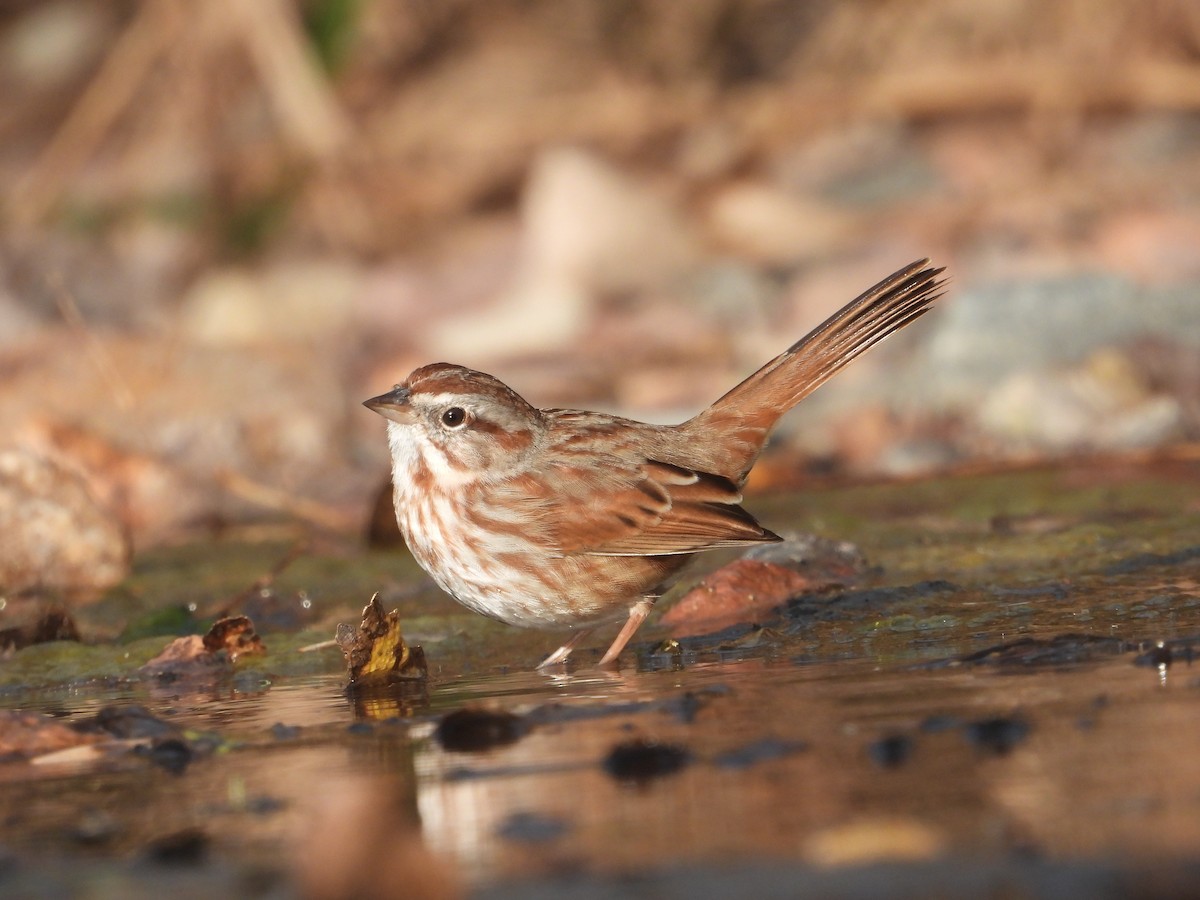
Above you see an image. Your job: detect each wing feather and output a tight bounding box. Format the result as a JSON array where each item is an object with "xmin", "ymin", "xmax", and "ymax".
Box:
[{"xmin": 554, "ymin": 459, "xmax": 780, "ymax": 557}]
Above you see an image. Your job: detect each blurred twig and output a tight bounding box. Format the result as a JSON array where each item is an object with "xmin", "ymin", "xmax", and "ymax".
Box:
[
  {"xmin": 217, "ymin": 469, "xmax": 359, "ymax": 533},
  {"xmin": 860, "ymin": 59, "xmax": 1200, "ymax": 119},
  {"xmin": 9, "ymin": 1, "xmax": 185, "ymax": 226},
  {"xmin": 10, "ymin": 0, "xmax": 368, "ymax": 244},
  {"xmin": 224, "ymin": 0, "xmax": 353, "ymax": 162},
  {"xmin": 48, "ymin": 273, "xmax": 136, "ymax": 412}
]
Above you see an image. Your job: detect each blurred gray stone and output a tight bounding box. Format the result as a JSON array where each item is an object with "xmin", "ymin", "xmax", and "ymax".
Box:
[
  {"xmin": 1, "ymin": 0, "xmax": 109, "ymax": 88},
  {"xmin": 920, "ymin": 273, "xmax": 1200, "ymax": 408},
  {"xmin": 977, "ymin": 351, "xmax": 1185, "ymax": 452},
  {"xmin": 179, "ymin": 261, "xmax": 362, "ymax": 345}
]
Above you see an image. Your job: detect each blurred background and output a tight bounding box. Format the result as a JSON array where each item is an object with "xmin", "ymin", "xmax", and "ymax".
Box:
[{"xmin": 2, "ymin": 0, "xmax": 1199, "ymax": 594}]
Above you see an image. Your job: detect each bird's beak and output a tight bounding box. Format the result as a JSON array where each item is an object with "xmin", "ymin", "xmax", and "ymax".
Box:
[{"xmin": 363, "ymin": 385, "xmax": 414, "ymax": 424}]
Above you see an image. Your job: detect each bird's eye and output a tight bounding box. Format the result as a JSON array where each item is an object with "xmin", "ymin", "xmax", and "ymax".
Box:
[{"xmin": 440, "ymin": 406, "xmax": 467, "ymax": 428}]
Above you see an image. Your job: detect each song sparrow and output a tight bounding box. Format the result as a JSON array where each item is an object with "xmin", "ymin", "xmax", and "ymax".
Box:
[{"xmin": 366, "ymin": 259, "xmax": 945, "ymax": 668}]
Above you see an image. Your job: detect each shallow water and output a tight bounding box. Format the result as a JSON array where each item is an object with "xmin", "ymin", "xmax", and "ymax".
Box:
[{"xmin": 1, "ymin": 461, "xmax": 1199, "ymax": 897}]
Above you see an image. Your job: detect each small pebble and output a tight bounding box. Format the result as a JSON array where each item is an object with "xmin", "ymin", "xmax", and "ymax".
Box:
[
  {"xmin": 435, "ymin": 707, "xmax": 527, "ymax": 752},
  {"xmin": 603, "ymin": 739, "xmax": 691, "ymax": 782},
  {"xmin": 868, "ymin": 734, "xmax": 914, "ymax": 768},
  {"xmin": 964, "ymin": 716, "xmax": 1030, "ymax": 755}
]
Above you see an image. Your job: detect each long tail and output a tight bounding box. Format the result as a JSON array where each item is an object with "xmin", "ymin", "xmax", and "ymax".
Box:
[{"xmin": 685, "ymin": 259, "xmax": 947, "ymax": 483}]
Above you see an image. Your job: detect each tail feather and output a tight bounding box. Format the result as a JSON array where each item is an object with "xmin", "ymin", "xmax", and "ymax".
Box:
[{"xmin": 686, "ymin": 259, "xmax": 946, "ymax": 482}]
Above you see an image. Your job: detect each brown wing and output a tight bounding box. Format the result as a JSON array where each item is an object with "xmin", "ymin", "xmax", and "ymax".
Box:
[{"xmin": 516, "ymin": 458, "xmax": 781, "ymax": 558}]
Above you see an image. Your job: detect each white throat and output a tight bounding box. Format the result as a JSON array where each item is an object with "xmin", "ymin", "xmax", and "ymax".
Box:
[{"xmin": 386, "ymin": 421, "xmax": 477, "ymax": 493}]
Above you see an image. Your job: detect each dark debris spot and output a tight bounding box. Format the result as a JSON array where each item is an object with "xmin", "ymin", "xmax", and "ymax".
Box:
[
  {"xmin": 1102, "ymin": 545, "xmax": 1200, "ymax": 576},
  {"xmin": 603, "ymin": 739, "xmax": 691, "ymax": 782},
  {"xmin": 785, "ymin": 580, "xmax": 959, "ymax": 622},
  {"xmin": 136, "ymin": 738, "xmax": 192, "ymax": 775},
  {"xmin": 667, "ymin": 691, "xmax": 707, "ymax": 724},
  {"xmin": 964, "ymin": 716, "xmax": 1030, "ymax": 755},
  {"xmin": 925, "ymin": 634, "xmax": 1127, "ymax": 670},
  {"xmin": 143, "ymin": 827, "xmax": 209, "ymax": 866},
  {"xmin": 496, "ymin": 810, "xmax": 571, "ymax": 843},
  {"xmin": 868, "ymin": 734, "xmax": 914, "ymax": 768},
  {"xmin": 270, "ymin": 723, "xmax": 302, "ymax": 740},
  {"xmin": 346, "ymin": 722, "xmax": 375, "ymax": 736},
  {"xmin": 244, "ymin": 795, "xmax": 287, "ymax": 815},
  {"xmin": 0, "ymin": 609, "xmax": 79, "ymax": 651},
  {"xmin": 524, "ymin": 687, "xmax": 729, "ymax": 728},
  {"xmin": 436, "ymin": 707, "xmax": 528, "ymax": 752},
  {"xmin": 919, "ymin": 714, "xmax": 962, "ymax": 733},
  {"xmin": 988, "ymin": 582, "xmax": 1071, "ymax": 601},
  {"xmin": 1134, "ymin": 643, "xmax": 1172, "ymax": 668},
  {"xmin": 71, "ymin": 810, "xmax": 122, "ymax": 846},
  {"xmin": 88, "ymin": 704, "xmax": 179, "ymax": 740},
  {"xmin": 525, "ymin": 700, "xmax": 651, "ymax": 726},
  {"xmin": 712, "ymin": 737, "xmax": 807, "ymax": 770},
  {"xmin": 1132, "ymin": 641, "xmax": 1194, "ymax": 668}
]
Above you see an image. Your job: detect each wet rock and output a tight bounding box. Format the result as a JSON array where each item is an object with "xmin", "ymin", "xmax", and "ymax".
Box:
[
  {"xmin": 0, "ymin": 446, "xmax": 129, "ymax": 594},
  {"xmin": 0, "ymin": 709, "xmax": 101, "ymax": 761},
  {"xmin": 89, "ymin": 704, "xmax": 179, "ymax": 740},
  {"xmin": 0, "ymin": 609, "xmax": 79, "ymax": 651},
  {"xmin": 603, "ymin": 739, "xmax": 691, "ymax": 783},
  {"xmin": 663, "ymin": 559, "xmax": 815, "ymax": 635},
  {"xmin": 663, "ymin": 535, "xmax": 865, "ymax": 635},
  {"xmin": 1102, "ymin": 545, "xmax": 1200, "ymax": 576},
  {"xmin": 929, "ymin": 634, "xmax": 1126, "ymax": 669},
  {"xmin": 435, "ymin": 708, "xmax": 528, "ymax": 753},
  {"xmin": 712, "ymin": 737, "xmax": 808, "ymax": 770},
  {"xmin": 785, "ymin": 580, "xmax": 959, "ymax": 623}
]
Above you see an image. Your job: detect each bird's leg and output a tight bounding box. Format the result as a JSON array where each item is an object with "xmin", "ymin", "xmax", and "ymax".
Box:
[
  {"xmin": 536, "ymin": 627, "xmax": 596, "ymax": 669},
  {"xmin": 597, "ymin": 596, "xmax": 657, "ymax": 668}
]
